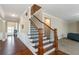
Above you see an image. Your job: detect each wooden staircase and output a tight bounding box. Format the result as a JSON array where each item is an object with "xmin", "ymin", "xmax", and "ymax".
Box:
[{"xmin": 27, "ymin": 4, "xmax": 58, "ymax": 55}]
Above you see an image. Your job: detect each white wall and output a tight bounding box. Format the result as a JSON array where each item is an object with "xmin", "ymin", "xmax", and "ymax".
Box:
[
  {"xmin": 0, "ymin": 19, "xmax": 7, "ymax": 41},
  {"xmin": 19, "ymin": 14, "xmax": 30, "ymax": 34},
  {"xmin": 0, "ymin": 6, "xmax": 4, "ymax": 18},
  {"xmin": 18, "ymin": 8, "xmax": 37, "ymax": 54}
]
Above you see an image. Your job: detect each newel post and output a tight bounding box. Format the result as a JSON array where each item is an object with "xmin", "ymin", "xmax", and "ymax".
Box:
[
  {"xmin": 38, "ymin": 28, "xmax": 44, "ymax": 55},
  {"xmin": 53, "ymin": 28, "xmax": 58, "ymax": 52}
]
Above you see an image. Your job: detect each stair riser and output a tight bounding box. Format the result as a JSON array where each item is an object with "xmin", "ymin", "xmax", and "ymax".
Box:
[
  {"xmin": 35, "ymin": 43, "xmax": 53, "ymax": 52},
  {"xmin": 31, "ymin": 40, "xmax": 50, "ymax": 46},
  {"xmin": 28, "ymin": 35, "xmax": 46, "ymax": 39},
  {"xmin": 30, "ymin": 37, "xmax": 47, "ymax": 42}
]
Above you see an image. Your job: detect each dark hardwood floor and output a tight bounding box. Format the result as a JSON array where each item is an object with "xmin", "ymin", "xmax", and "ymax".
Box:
[
  {"xmin": 0, "ymin": 36, "xmax": 33, "ymax": 55},
  {"xmin": 0, "ymin": 36, "xmax": 68, "ymax": 55}
]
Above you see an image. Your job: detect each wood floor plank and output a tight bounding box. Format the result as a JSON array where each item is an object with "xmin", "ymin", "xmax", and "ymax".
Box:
[{"xmin": 0, "ymin": 36, "xmax": 33, "ymax": 55}]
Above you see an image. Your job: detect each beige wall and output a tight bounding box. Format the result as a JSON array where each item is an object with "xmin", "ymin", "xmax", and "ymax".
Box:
[
  {"xmin": 68, "ymin": 22, "xmax": 79, "ymax": 33},
  {"xmin": 0, "ymin": 20, "xmax": 3, "ymax": 32},
  {"xmin": 0, "ymin": 20, "xmax": 6, "ymax": 32},
  {"xmin": 0, "ymin": 20, "xmax": 19, "ymax": 33}
]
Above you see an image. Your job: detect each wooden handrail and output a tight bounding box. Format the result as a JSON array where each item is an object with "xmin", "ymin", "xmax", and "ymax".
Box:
[
  {"xmin": 33, "ymin": 15, "xmax": 58, "ymax": 52},
  {"xmin": 29, "ymin": 18, "xmax": 44, "ymax": 55},
  {"xmin": 33, "ymin": 15, "xmax": 55, "ymax": 31}
]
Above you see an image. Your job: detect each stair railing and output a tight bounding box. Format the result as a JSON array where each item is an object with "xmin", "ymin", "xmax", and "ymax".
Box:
[
  {"xmin": 33, "ymin": 15, "xmax": 58, "ymax": 52},
  {"xmin": 29, "ymin": 19, "xmax": 44, "ymax": 55}
]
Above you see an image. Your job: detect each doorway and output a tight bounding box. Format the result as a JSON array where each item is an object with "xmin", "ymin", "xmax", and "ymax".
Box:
[
  {"xmin": 7, "ymin": 21, "xmax": 18, "ymax": 37},
  {"xmin": 44, "ymin": 17, "xmax": 51, "ymax": 39},
  {"xmin": 7, "ymin": 26, "xmax": 14, "ymax": 36}
]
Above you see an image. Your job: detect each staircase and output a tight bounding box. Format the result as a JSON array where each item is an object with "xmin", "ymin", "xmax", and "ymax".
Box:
[
  {"xmin": 28, "ymin": 24, "xmax": 55, "ymax": 55},
  {"xmin": 27, "ymin": 4, "xmax": 58, "ymax": 55}
]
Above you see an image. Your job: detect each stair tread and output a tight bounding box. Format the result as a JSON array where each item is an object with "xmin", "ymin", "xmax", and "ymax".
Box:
[
  {"xmin": 44, "ymin": 44, "xmax": 53, "ymax": 53},
  {"xmin": 33, "ymin": 41, "xmax": 53, "ymax": 49},
  {"xmin": 35, "ymin": 42, "xmax": 54, "ymax": 54},
  {"xmin": 28, "ymin": 31, "xmax": 44, "ymax": 35},
  {"xmin": 30, "ymin": 38, "xmax": 47, "ymax": 43},
  {"xmin": 29, "ymin": 35, "xmax": 46, "ymax": 39},
  {"xmin": 28, "ymin": 33, "xmax": 38, "ymax": 35}
]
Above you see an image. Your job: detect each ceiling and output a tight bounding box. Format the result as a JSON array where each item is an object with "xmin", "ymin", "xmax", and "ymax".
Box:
[
  {"xmin": 0, "ymin": 4, "xmax": 31, "ymax": 22},
  {"xmin": 40, "ymin": 4, "xmax": 79, "ymax": 22},
  {"xmin": 0, "ymin": 4, "xmax": 79, "ymax": 22}
]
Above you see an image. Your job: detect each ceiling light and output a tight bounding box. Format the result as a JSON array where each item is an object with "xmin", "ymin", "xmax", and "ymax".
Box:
[
  {"xmin": 11, "ymin": 14, "xmax": 18, "ymax": 17},
  {"xmin": 12, "ymin": 14, "xmax": 16, "ymax": 17}
]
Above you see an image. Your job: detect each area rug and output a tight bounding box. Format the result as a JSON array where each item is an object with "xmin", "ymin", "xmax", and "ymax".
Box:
[{"xmin": 58, "ymin": 38, "xmax": 79, "ymax": 55}]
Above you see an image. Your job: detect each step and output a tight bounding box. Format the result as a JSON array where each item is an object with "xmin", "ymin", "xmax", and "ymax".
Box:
[
  {"xmin": 32, "ymin": 40, "xmax": 50, "ymax": 46},
  {"xmin": 30, "ymin": 31, "xmax": 38, "ymax": 33},
  {"xmin": 29, "ymin": 35, "xmax": 46, "ymax": 39},
  {"xmin": 28, "ymin": 32, "xmax": 38, "ymax": 35},
  {"xmin": 28, "ymin": 33, "xmax": 45, "ymax": 35},
  {"xmin": 44, "ymin": 48, "xmax": 55, "ymax": 55},
  {"xmin": 28, "ymin": 32, "xmax": 45, "ymax": 35},
  {"xmin": 28, "ymin": 34, "xmax": 45, "ymax": 37},
  {"xmin": 44, "ymin": 44, "xmax": 53, "ymax": 53},
  {"xmin": 30, "ymin": 28, "xmax": 37, "ymax": 30},
  {"xmin": 30, "ymin": 27, "xmax": 36, "ymax": 29},
  {"xmin": 30, "ymin": 31, "xmax": 44, "ymax": 33},
  {"xmin": 28, "ymin": 33, "xmax": 39, "ymax": 35},
  {"xmin": 33, "ymin": 41, "xmax": 53, "ymax": 48},
  {"xmin": 30, "ymin": 30, "xmax": 38, "ymax": 32},
  {"xmin": 35, "ymin": 43, "xmax": 53, "ymax": 52},
  {"xmin": 30, "ymin": 37, "xmax": 47, "ymax": 43}
]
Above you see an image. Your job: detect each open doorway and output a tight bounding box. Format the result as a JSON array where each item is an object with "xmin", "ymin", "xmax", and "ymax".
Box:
[
  {"xmin": 7, "ymin": 21, "xmax": 18, "ymax": 37},
  {"xmin": 7, "ymin": 26, "xmax": 14, "ymax": 36},
  {"xmin": 44, "ymin": 17, "xmax": 51, "ymax": 39}
]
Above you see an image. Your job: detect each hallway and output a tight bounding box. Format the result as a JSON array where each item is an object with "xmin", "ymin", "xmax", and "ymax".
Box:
[{"xmin": 0, "ymin": 36, "xmax": 33, "ymax": 55}]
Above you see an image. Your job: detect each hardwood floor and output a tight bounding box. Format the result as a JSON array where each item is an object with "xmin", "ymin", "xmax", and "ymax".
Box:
[
  {"xmin": 0, "ymin": 36, "xmax": 68, "ymax": 55},
  {"xmin": 0, "ymin": 36, "xmax": 33, "ymax": 55}
]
